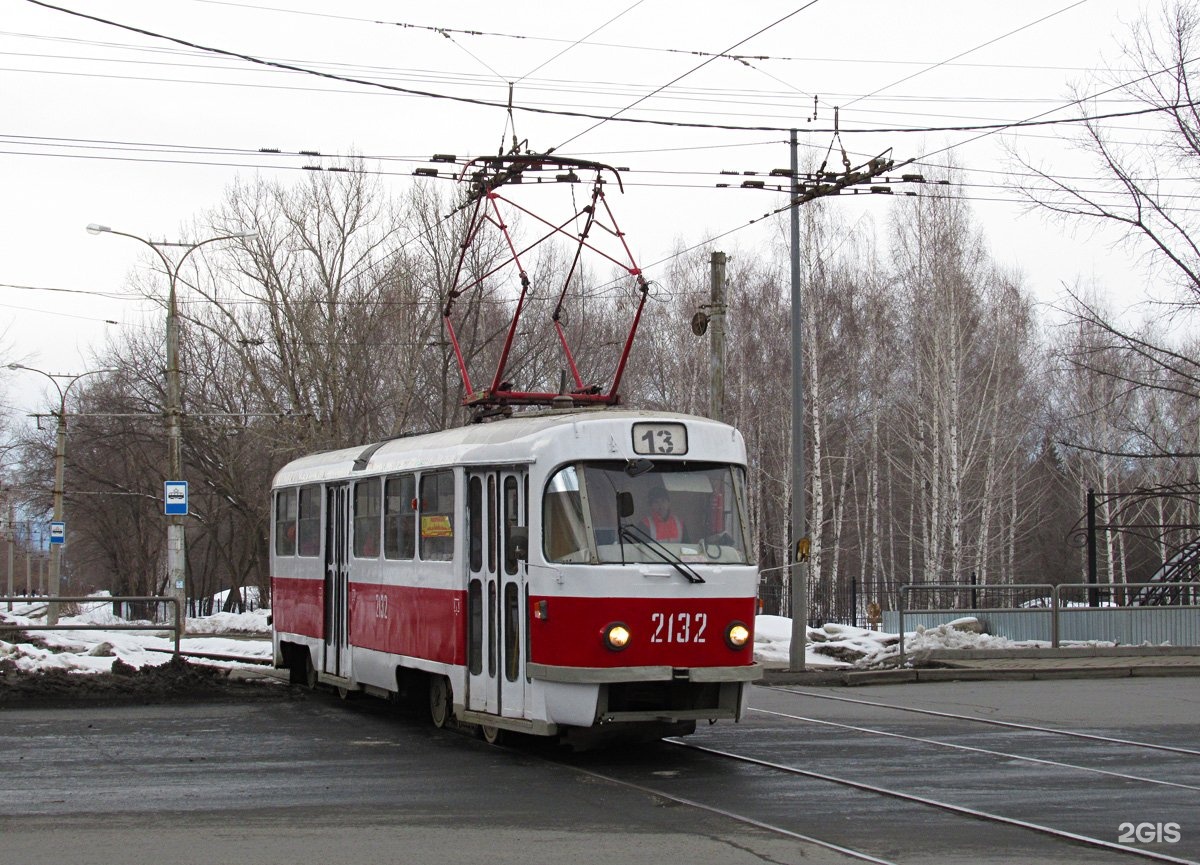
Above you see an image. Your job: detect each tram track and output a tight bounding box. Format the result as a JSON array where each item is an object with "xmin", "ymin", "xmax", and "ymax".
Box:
[
  {"xmin": 530, "ymin": 681, "xmax": 1200, "ymax": 865},
  {"xmin": 556, "ymin": 758, "xmax": 900, "ymax": 865},
  {"xmin": 747, "ymin": 706, "xmax": 1200, "ymax": 793},
  {"xmin": 773, "ymin": 687, "xmax": 1200, "ymax": 757},
  {"xmin": 540, "ymin": 732, "xmax": 1198, "ymax": 865},
  {"xmin": 656, "ymin": 738, "xmax": 1200, "ymax": 865}
]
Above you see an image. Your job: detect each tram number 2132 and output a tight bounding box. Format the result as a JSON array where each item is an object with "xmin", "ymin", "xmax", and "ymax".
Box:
[{"xmin": 650, "ymin": 611, "xmax": 708, "ymax": 644}]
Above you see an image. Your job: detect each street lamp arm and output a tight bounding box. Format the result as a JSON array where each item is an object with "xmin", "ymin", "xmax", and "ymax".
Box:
[{"xmin": 8, "ymin": 364, "xmax": 118, "ymax": 420}]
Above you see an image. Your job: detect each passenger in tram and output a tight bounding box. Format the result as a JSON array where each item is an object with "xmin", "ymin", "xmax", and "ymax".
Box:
[{"xmin": 643, "ymin": 488, "xmax": 683, "ymax": 543}]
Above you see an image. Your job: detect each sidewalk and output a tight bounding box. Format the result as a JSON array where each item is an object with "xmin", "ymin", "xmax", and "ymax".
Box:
[{"xmin": 760, "ymin": 646, "xmax": 1200, "ymax": 686}]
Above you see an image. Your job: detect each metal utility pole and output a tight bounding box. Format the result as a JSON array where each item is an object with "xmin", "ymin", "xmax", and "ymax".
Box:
[
  {"xmin": 5, "ymin": 498, "xmax": 12, "ymax": 613},
  {"xmin": 709, "ymin": 251, "xmax": 727, "ymax": 423},
  {"xmin": 87, "ymin": 224, "xmax": 256, "ymax": 617},
  {"xmin": 788, "ymin": 129, "xmax": 808, "ymax": 671},
  {"xmin": 8, "ymin": 364, "xmax": 114, "ymax": 626}
]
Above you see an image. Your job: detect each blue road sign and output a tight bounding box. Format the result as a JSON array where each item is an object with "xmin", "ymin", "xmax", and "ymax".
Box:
[
  {"xmin": 49, "ymin": 521, "xmax": 65, "ymax": 545},
  {"xmin": 164, "ymin": 481, "xmax": 189, "ymax": 516}
]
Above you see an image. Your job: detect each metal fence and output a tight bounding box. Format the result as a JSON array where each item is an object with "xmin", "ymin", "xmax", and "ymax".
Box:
[
  {"xmin": 887, "ymin": 582, "xmax": 1200, "ymax": 660},
  {"xmin": 0, "ymin": 595, "xmax": 182, "ymax": 654}
]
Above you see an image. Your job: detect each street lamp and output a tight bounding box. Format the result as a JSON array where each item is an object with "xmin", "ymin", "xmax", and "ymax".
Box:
[
  {"xmin": 8, "ymin": 363, "xmax": 116, "ymax": 625},
  {"xmin": 87, "ymin": 223, "xmax": 256, "ymax": 615}
]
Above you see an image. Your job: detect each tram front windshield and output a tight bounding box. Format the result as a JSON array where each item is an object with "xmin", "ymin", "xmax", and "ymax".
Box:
[{"xmin": 543, "ymin": 461, "xmax": 752, "ymax": 565}]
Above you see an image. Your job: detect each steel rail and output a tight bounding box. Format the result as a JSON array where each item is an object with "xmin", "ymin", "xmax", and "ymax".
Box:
[
  {"xmin": 775, "ymin": 688, "xmax": 1200, "ymax": 757},
  {"xmin": 550, "ymin": 759, "xmax": 900, "ymax": 865},
  {"xmin": 751, "ymin": 707, "xmax": 1200, "ymax": 793},
  {"xmin": 667, "ymin": 740, "xmax": 1200, "ymax": 865}
]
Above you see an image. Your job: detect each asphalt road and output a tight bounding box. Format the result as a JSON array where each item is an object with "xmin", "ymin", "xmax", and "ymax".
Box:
[
  {"xmin": 0, "ymin": 688, "xmax": 843, "ymax": 865},
  {"xmin": 0, "ymin": 678, "xmax": 1196, "ymax": 865}
]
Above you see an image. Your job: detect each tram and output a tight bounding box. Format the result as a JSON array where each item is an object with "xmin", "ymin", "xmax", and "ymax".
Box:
[{"xmin": 270, "ymin": 408, "xmax": 760, "ymax": 743}]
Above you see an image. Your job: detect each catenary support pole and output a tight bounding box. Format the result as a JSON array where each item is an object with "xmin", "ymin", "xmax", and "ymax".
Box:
[
  {"xmin": 709, "ymin": 250, "xmax": 727, "ymax": 423},
  {"xmin": 789, "ymin": 129, "xmax": 808, "ymax": 671}
]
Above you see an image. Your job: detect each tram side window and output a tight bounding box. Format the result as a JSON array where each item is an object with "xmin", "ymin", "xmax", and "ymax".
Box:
[
  {"xmin": 274, "ymin": 488, "xmax": 297, "ymax": 556},
  {"xmin": 542, "ymin": 466, "xmax": 589, "ymax": 563},
  {"xmin": 419, "ymin": 471, "xmax": 455, "ymax": 561},
  {"xmin": 297, "ymin": 485, "xmax": 321, "ymax": 557},
  {"xmin": 354, "ymin": 477, "xmax": 381, "ymax": 558},
  {"xmin": 384, "ymin": 474, "xmax": 416, "ymax": 560}
]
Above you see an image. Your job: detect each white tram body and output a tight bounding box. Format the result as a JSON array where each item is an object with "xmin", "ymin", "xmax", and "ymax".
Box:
[{"xmin": 270, "ymin": 409, "xmax": 761, "ymax": 740}]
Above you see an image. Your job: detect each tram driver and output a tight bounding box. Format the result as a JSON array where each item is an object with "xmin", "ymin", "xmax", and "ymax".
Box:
[{"xmin": 643, "ymin": 488, "xmax": 684, "ymax": 543}]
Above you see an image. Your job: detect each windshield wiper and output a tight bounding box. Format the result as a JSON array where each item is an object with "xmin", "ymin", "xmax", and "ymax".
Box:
[{"xmin": 618, "ymin": 523, "xmax": 705, "ymax": 584}]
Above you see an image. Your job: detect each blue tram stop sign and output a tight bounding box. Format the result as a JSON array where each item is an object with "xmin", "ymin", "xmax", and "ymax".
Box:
[{"xmin": 164, "ymin": 481, "xmax": 189, "ymax": 516}]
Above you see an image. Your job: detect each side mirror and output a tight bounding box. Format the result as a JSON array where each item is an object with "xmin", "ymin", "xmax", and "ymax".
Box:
[
  {"xmin": 507, "ymin": 526, "xmax": 529, "ymax": 565},
  {"xmin": 617, "ymin": 491, "xmax": 635, "ymax": 520}
]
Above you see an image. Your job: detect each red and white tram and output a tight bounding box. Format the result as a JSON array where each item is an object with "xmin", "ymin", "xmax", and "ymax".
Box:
[{"xmin": 270, "ymin": 408, "xmax": 760, "ymax": 743}]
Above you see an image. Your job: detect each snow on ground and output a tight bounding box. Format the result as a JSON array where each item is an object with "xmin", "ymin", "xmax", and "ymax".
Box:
[
  {"xmin": 1, "ymin": 599, "xmax": 272, "ymax": 675},
  {"xmin": 0, "ymin": 594, "xmax": 1103, "ymax": 678}
]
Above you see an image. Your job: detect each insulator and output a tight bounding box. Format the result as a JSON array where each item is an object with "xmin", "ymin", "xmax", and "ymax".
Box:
[
  {"xmin": 769, "ymin": 168, "xmax": 793, "ymax": 177},
  {"xmin": 740, "ymin": 180, "xmax": 765, "ymax": 189},
  {"xmin": 869, "ymin": 186, "xmax": 893, "ymax": 194},
  {"xmin": 431, "ymin": 154, "xmax": 457, "ymax": 163},
  {"xmin": 413, "ymin": 168, "xmax": 439, "ymax": 178},
  {"xmin": 299, "ymin": 150, "xmax": 321, "ymax": 156},
  {"xmin": 901, "ymin": 174, "xmax": 925, "ymax": 183},
  {"xmin": 258, "ymin": 147, "xmax": 280, "ymax": 153}
]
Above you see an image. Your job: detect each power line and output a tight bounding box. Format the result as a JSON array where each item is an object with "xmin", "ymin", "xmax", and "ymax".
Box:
[
  {"xmin": 170, "ymin": 1, "xmax": 1131, "ymax": 75},
  {"xmin": 844, "ymin": 0, "xmax": 1090, "ymax": 110},
  {"xmin": 24, "ymin": 1, "xmax": 1166, "ymax": 137},
  {"xmin": 551, "ymin": 1, "xmax": 824, "ymax": 151},
  {"xmin": 514, "ymin": 0, "xmax": 645, "ymax": 85}
]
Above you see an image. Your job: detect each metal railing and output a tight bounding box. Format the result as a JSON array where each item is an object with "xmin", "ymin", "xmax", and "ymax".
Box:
[
  {"xmin": 0, "ymin": 595, "xmax": 182, "ymax": 655},
  {"xmin": 896, "ymin": 582, "xmax": 1200, "ymax": 661}
]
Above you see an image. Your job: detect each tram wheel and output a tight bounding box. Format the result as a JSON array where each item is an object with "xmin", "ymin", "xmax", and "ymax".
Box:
[
  {"xmin": 480, "ymin": 723, "xmax": 506, "ymax": 746},
  {"xmin": 429, "ymin": 675, "xmax": 452, "ymax": 729},
  {"xmin": 303, "ymin": 653, "xmax": 318, "ymax": 691},
  {"xmin": 287, "ymin": 649, "xmax": 307, "ymax": 686}
]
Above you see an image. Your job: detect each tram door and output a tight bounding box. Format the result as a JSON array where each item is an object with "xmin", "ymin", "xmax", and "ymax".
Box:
[
  {"xmin": 466, "ymin": 469, "xmax": 528, "ymax": 718},
  {"xmin": 323, "ymin": 483, "xmax": 350, "ymax": 678}
]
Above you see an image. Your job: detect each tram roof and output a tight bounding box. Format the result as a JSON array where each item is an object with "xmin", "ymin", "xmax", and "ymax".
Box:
[{"xmin": 272, "ymin": 409, "xmax": 742, "ymax": 488}]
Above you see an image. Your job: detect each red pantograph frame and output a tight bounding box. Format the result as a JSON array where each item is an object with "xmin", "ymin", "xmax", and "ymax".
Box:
[{"xmin": 442, "ymin": 154, "xmax": 650, "ymax": 412}]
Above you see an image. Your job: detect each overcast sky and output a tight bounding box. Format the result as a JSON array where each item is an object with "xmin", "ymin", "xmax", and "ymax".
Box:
[{"xmin": 0, "ymin": 0, "xmax": 1161, "ymax": 412}]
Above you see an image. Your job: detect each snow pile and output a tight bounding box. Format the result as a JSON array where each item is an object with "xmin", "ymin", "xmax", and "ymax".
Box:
[
  {"xmin": 1, "ymin": 600, "xmax": 272, "ymax": 676},
  {"xmin": 186, "ymin": 610, "xmax": 270, "ymax": 635},
  {"xmin": 751, "ymin": 614, "xmax": 1099, "ymax": 669},
  {"xmin": 753, "ymin": 615, "xmax": 897, "ymax": 668}
]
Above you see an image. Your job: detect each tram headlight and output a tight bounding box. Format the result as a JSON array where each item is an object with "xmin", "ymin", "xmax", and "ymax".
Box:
[
  {"xmin": 603, "ymin": 622, "xmax": 631, "ymax": 651},
  {"xmin": 725, "ymin": 621, "xmax": 750, "ymax": 650}
]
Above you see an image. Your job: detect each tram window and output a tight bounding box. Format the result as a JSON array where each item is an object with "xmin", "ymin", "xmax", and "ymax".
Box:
[
  {"xmin": 542, "ymin": 466, "xmax": 588, "ymax": 563},
  {"xmin": 488, "ymin": 579, "xmax": 497, "ymax": 678},
  {"xmin": 487, "ymin": 475, "xmax": 497, "ymax": 574},
  {"xmin": 504, "ymin": 581, "xmax": 519, "ymax": 683},
  {"xmin": 274, "ymin": 489, "xmax": 297, "ymax": 557},
  {"xmin": 419, "ymin": 471, "xmax": 455, "ymax": 561},
  {"xmin": 297, "ymin": 485, "xmax": 321, "ymax": 557},
  {"xmin": 353, "ymin": 477, "xmax": 381, "ymax": 558},
  {"xmin": 384, "ymin": 474, "xmax": 416, "ymax": 560},
  {"xmin": 468, "ymin": 579, "xmax": 482, "ymax": 675},
  {"xmin": 503, "ymin": 476, "xmax": 520, "ymax": 576},
  {"xmin": 469, "ymin": 476, "xmax": 483, "ymax": 572}
]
